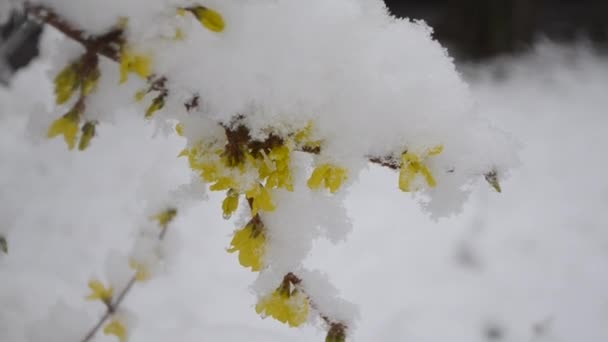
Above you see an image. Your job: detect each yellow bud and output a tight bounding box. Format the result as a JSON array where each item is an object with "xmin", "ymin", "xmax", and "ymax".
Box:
[
  {"xmin": 145, "ymin": 96, "xmax": 164, "ymax": 119},
  {"xmin": 175, "ymin": 123, "xmax": 184, "ymax": 136},
  {"xmin": 153, "ymin": 208, "xmax": 177, "ymax": 228},
  {"xmin": 82, "ymin": 66, "xmax": 100, "ymax": 96},
  {"xmin": 191, "ymin": 6, "xmax": 225, "ymax": 32},
  {"xmin": 78, "ymin": 121, "xmax": 96, "ymax": 151},
  {"xmin": 54, "ymin": 62, "xmax": 80, "ymax": 105}
]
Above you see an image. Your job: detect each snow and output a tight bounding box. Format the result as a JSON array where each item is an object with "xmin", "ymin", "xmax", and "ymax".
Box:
[{"xmin": 1, "ymin": 41, "xmax": 607, "ymax": 341}]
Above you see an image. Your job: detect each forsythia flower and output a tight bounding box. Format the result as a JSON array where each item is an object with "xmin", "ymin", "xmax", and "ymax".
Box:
[
  {"xmin": 255, "ymin": 286, "xmax": 310, "ymax": 327},
  {"xmin": 78, "ymin": 121, "xmax": 96, "ymax": 151},
  {"xmin": 186, "ymin": 6, "xmax": 225, "ymax": 32},
  {"xmin": 258, "ymin": 145, "xmax": 293, "ymax": 191},
  {"xmin": 307, "ymin": 164, "xmax": 348, "ymax": 193},
  {"xmin": 246, "ymin": 184, "xmax": 276, "ymax": 216},
  {"xmin": 153, "ymin": 208, "xmax": 177, "ymax": 228},
  {"xmin": 294, "ymin": 121, "xmax": 322, "ymax": 151},
  {"xmin": 86, "ymin": 279, "xmax": 113, "ymax": 302},
  {"xmin": 47, "ymin": 109, "xmax": 80, "ymax": 150},
  {"xmin": 228, "ymin": 222, "xmax": 265, "ymax": 271},
  {"xmin": 129, "ymin": 259, "xmax": 151, "ymax": 282},
  {"xmin": 399, "ymin": 145, "xmax": 443, "ymax": 192},
  {"xmin": 104, "ymin": 318, "xmax": 128, "ymax": 342},
  {"xmin": 119, "ymin": 48, "xmax": 152, "ymax": 83},
  {"xmin": 222, "ymin": 189, "xmax": 240, "ymax": 219}
]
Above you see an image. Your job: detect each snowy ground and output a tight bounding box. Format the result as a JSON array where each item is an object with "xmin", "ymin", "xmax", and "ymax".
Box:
[{"xmin": 1, "ymin": 42, "xmax": 607, "ymax": 342}]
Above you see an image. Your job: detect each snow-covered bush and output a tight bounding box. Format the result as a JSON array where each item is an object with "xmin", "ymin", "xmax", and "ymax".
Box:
[{"xmin": 5, "ymin": 0, "xmax": 516, "ymax": 341}]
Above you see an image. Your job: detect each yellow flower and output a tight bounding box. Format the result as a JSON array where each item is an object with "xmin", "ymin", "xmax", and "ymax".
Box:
[
  {"xmin": 119, "ymin": 48, "xmax": 152, "ymax": 83},
  {"xmin": 78, "ymin": 121, "xmax": 96, "ymax": 151},
  {"xmin": 399, "ymin": 145, "xmax": 443, "ymax": 192},
  {"xmin": 246, "ymin": 184, "xmax": 276, "ymax": 216},
  {"xmin": 294, "ymin": 121, "xmax": 322, "ymax": 151},
  {"xmin": 86, "ymin": 279, "xmax": 113, "ymax": 303},
  {"xmin": 222, "ymin": 189, "xmax": 240, "ymax": 219},
  {"xmin": 255, "ymin": 286, "xmax": 310, "ymax": 327},
  {"xmin": 129, "ymin": 259, "xmax": 151, "ymax": 282},
  {"xmin": 228, "ymin": 222, "xmax": 265, "ymax": 271},
  {"xmin": 104, "ymin": 318, "xmax": 128, "ymax": 342},
  {"xmin": 189, "ymin": 6, "xmax": 225, "ymax": 32},
  {"xmin": 153, "ymin": 208, "xmax": 177, "ymax": 228},
  {"xmin": 47, "ymin": 109, "xmax": 80, "ymax": 150},
  {"xmin": 307, "ymin": 164, "xmax": 348, "ymax": 194},
  {"xmin": 256, "ymin": 145, "xmax": 293, "ymax": 191}
]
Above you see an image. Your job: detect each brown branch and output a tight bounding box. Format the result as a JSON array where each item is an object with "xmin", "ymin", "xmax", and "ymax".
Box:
[
  {"xmin": 26, "ymin": 4, "xmax": 122, "ymax": 61},
  {"xmin": 80, "ymin": 208, "xmax": 177, "ymax": 342}
]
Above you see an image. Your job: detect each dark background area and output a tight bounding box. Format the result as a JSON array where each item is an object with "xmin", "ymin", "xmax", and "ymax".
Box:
[
  {"xmin": 0, "ymin": 1, "xmax": 607, "ymax": 82},
  {"xmin": 385, "ymin": 0, "xmax": 608, "ymax": 60}
]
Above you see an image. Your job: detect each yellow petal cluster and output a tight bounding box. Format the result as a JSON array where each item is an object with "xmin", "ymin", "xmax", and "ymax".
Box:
[
  {"xmin": 257, "ymin": 145, "xmax": 293, "ymax": 191},
  {"xmin": 86, "ymin": 279, "xmax": 113, "ymax": 302},
  {"xmin": 294, "ymin": 121, "xmax": 322, "ymax": 151},
  {"xmin": 255, "ymin": 287, "xmax": 310, "ymax": 327},
  {"xmin": 222, "ymin": 189, "xmax": 240, "ymax": 219},
  {"xmin": 246, "ymin": 184, "xmax": 276, "ymax": 216},
  {"xmin": 228, "ymin": 222, "xmax": 265, "ymax": 271},
  {"xmin": 47, "ymin": 109, "xmax": 80, "ymax": 150},
  {"xmin": 179, "ymin": 142, "xmax": 224, "ymax": 183},
  {"xmin": 307, "ymin": 164, "xmax": 348, "ymax": 193},
  {"xmin": 119, "ymin": 48, "xmax": 152, "ymax": 83},
  {"xmin": 104, "ymin": 318, "xmax": 128, "ymax": 342},
  {"xmin": 399, "ymin": 145, "xmax": 443, "ymax": 192}
]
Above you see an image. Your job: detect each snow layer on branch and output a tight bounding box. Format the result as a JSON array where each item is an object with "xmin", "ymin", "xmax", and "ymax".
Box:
[{"xmin": 26, "ymin": 0, "xmax": 516, "ymax": 216}]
